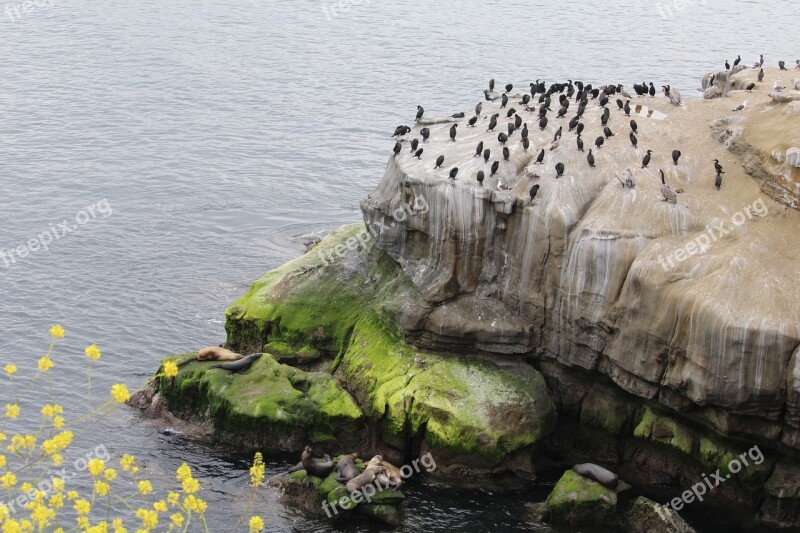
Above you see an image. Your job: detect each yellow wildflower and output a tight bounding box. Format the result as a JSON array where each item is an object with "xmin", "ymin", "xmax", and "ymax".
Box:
[
  {"xmin": 249, "ymin": 515, "xmax": 265, "ymax": 532},
  {"xmin": 48, "ymin": 493, "xmax": 64, "ymax": 509},
  {"xmin": 94, "ymin": 480, "xmax": 109, "ymax": 496},
  {"xmin": 163, "ymin": 361, "xmax": 178, "ymax": 378},
  {"xmin": 41, "ymin": 404, "xmax": 54, "ymax": 417},
  {"xmin": 66, "ymin": 491, "xmax": 78, "ymax": 501},
  {"xmin": 0, "ymin": 455, "xmax": 5, "ymax": 468},
  {"xmin": 176, "ymin": 463, "xmax": 192, "ymax": 481},
  {"xmin": 111, "ymin": 518, "xmax": 125, "ymax": 533},
  {"xmin": 53, "ymin": 404, "xmax": 63, "ymax": 414},
  {"xmin": 3, "ymin": 364, "xmax": 16, "ymax": 377},
  {"xmin": 38, "ymin": 356, "xmax": 54, "ymax": 372},
  {"xmin": 135, "ymin": 508, "xmax": 158, "ymax": 530},
  {"xmin": 49, "ymin": 324, "xmax": 65, "ymax": 338},
  {"xmin": 170, "ymin": 513, "xmax": 184, "ymax": 527},
  {"xmin": 52, "ymin": 416, "xmax": 64, "ymax": 428},
  {"xmin": 0, "ymin": 472, "xmax": 17, "ymax": 489},
  {"xmin": 153, "ymin": 500, "xmax": 167, "ymax": 512},
  {"xmin": 4, "ymin": 404, "xmax": 19, "ymax": 419},
  {"xmin": 166, "ymin": 492, "xmax": 180, "ymax": 506},
  {"xmin": 52, "ymin": 477, "xmax": 65, "ymax": 491},
  {"xmin": 74, "ymin": 498, "xmax": 91, "ymax": 515},
  {"xmin": 88, "ymin": 458, "xmax": 105, "ymax": 476},
  {"xmin": 250, "ymin": 452, "xmax": 265, "ymax": 488},
  {"xmin": 52, "ymin": 453, "xmax": 63, "ymax": 466},
  {"xmin": 104, "ymin": 468, "xmax": 117, "ymax": 481},
  {"xmin": 84, "ymin": 344, "xmax": 101, "ymax": 361},
  {"xmin": 120, "ymin": 453, "xmax": 136, "ymax": 471},
  {"xmin": 76, "ymin": 516, "xmax": 89, "ymax": 529},
  {"xmin": 181, "ymin": 477, "xmax": 199, "ymax": 495},
  {"xmin": 110, "ymin": 384, "xmax": 130, "ymax": 403},
  {"xmin": 137, "ymin": 480, "xmax": 153, "ymax": 495}
]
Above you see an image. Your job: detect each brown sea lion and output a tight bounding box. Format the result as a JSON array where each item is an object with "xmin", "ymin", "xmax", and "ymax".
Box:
[
  {"xmin": 301, "ymin": 446, "xmax": 334, "ymax": 477},
  {"xmin": 367, "ymin": 455, "xmax": 403, "ymax": 489},
  {"xmin": 335, "ymin": 453, "xmax": 361, "ymax": 483},
  {"xmin": 197, "ymin": 346, "xmax": 242, "ymax": 361},
  {"xmin": 345, "ymin": 465, "xmax": 383, "ymax": 493}
]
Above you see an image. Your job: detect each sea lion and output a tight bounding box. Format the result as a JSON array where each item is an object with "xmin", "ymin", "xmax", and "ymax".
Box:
[
  {"xmin": 213, "ymin": 353, "xmax": 262, "ymax": 372},
  {"xmin": 346, "ymin": 465, "xmax": 383, "ymax": 493},
  {"xmin": 335, "ymin": 453, "xmax": 361, "ymax": 483},
  {"xmin": 197, "ymin": 346, "xmax": 243, "ymax": 362},
  {"xmin": 301, "ymin": 446, "xmax": 335, "ymax": 477},
  {"xmin": 572, "ymin": 463, "xmax": 619, "ymax": 489},
  {"xmin": 366, "ymin": 455, "xmax": 403, "ymax": 489}
]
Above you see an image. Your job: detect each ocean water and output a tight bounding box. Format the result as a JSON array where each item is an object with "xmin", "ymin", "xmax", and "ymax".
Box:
[{"xmin": 1, "ymin": 0, "xmax": 797, "ymax": 530}]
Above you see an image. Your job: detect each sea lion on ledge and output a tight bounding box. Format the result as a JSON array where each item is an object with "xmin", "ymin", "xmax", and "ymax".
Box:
[
  {"xmin": 301, "ymin": 446, "xmax": 335, "ymax": 477},
  {"xmin": 572, "ymin": 463, "xmax": 619, "ymax": 489},
  {"xmin": 197, "ymin": 346, "xmax": 242, "ymax": 361},
  {"xmin": 335, "ymin": 453, "xmax": 361, "ymax": 482},
  {"xmin": 366, "ymin": 455, "xmax": 404, "ymax": 489},
  {"xmin": 346, "ymin": 464, "xmax": 384, "ymax": 493},
  {"xmin": 213, "ymin": 353, "xmax": 262, "ymax": 372}
]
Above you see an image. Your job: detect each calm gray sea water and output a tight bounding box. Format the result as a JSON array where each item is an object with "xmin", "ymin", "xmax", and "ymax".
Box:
[{"xmin": 1, "ymin": 0, "xmax": 797, "ymax": 530}]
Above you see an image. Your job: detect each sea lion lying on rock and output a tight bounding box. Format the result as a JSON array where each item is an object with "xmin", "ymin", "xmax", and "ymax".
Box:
[
  {"xmin": 197, "ymin": 346, "xmax": 243, "ymax": 362},
  {"xmin": 213, "ymin": 353, "xmax": 262, "ymax": 373},
  {"xmin": 366, "ymin": 455, "xmax": 404, "ymax": 489},
  {"xmin": 335, "ymin": 453, "xmax": 361, "ymax": 482},
  {"xmin": 572, "ymin": 463, "xmax": 619, "ymax": 489},
  {"xmin": 346, "ymin": 464, "xmax": 384, "ymax": 493}
]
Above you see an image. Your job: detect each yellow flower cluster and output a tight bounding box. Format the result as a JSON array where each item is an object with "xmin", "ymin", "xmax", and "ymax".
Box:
[{"xmin": 0, "ymin": 327, "xmax": 269, "ymax": 532}]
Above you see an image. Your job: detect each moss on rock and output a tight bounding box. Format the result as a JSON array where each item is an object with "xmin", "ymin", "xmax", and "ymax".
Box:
[
  {"xmin": 633, "ymin": 407, "xmax": 695, "ymax": 455},
  {"xmin": 543, "ymin": 470, "xmax": 617, "ymax": 526}
]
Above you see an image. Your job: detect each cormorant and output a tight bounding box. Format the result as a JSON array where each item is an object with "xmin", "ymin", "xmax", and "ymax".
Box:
[
  {"xmin": 555, "ymin": 162, "xmax": 565, "ymax": 178},
  {"xmin": 587, "ymin": 149, "xmax": 595, "ymax": 167},
  {"xmin": 434, "ymin": 155, "xmax": 445, "ymax": 168},
  {"xmin": 642, "ymin": 149, "xmax": 652, "ymax": 168}
]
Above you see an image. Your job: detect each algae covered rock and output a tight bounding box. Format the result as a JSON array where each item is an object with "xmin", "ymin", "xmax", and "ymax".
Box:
[
  {"xmin": 542, "ymin": 470, "xmax": 617, "ymax": 526},
  {"xmin": 153, "ymin": 353, "xmax": 365, "ymax": 451},
  {"xmin": 619, "ymin": 496, "xmax": 696, "ymax": 533},
  {"xmin": 225, "ymin": 224, "xmax": 557, "ymax": 475}
]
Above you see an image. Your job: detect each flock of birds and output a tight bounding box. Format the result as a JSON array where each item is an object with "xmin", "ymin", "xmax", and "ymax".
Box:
[{"xmin": 387, "ymin": 59, "xmax": 767, "ymax": 205}]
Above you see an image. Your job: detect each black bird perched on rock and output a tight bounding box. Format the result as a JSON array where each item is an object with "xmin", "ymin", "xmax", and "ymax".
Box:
[
  {"xmin": 715, "ymin": 170, "xmax": 724, "ymax": 190},
  {"xmin": 758, "ymin": 68, "xmax": 764, "ymax": 82},
  {"xmin": 487, "ymin": 114, "xmax": 499, "ymax": 131},
  {"xmin": 452, "ymin": 112, "xmax": 465, "ymax": 118},
  {"xmin": 604, "ymin": 126, "xmax": 614, "ymax": 139},
  {"xmin": 569, "ymin": 116, "xmax": 579, "ymax": 131},
  {"xmin": 489, "ymin": 79, "xmax": 495, "ymax": 92},
  {"xmin": 477, "ymin": 170, "xmax": 485, "ymax": 185},
  {"xmin": 514, "ymin": 114, "xmax": 523, "ymax": 129},
  {"xmin": 484, "ymin": 90, "xmax": 493, "ymax": 101},
  {"xmin": 434, "ymin": 155, "xmax": 445, "ymax": 168},
  {"xmin": 649, "ymin": 83, "xmax": 656, "ymax": 97},
  {"xmin": 475, "ymin": 102, "xmax": 483, "ymax": 116},
  {"xmin": 522, "ymin": 94, "xmax": 531, "ymax": 105},
  {"xmin": 595, "ymin": 136, "xmax": 604, "ymax": 149},
  {"xmin": 503, "ymin": 147, "xmax": 510, "ymax": 161},
  {"xmin": 449, "ymin": 124, "xmax": 458, "ymax": 142},
  {"xmin": 475, "ymin": 141, "xmax": 484, "ymax": 157},
  {"xmin": 521, "ymin": 123, "xmax": 529, "ymax": 139},
  {"xmin": 553, "ymin": 126, "xmax": 562, "ymax": 142},
  {"xmin": 415, "ymin": 106, "xmax": 424, "ymax": 122},
  {"xmin": 624, "ymin": 100, "xmax": 631, "ymax": 116},
  {"xmin": 490, "ymin": 161, "xmax": 500, "ymax": 176},
  {"xmin": 411, "ymin": 139, "xmax": 419, "ymax": 152},
  {"xmin": 507, "ymin": 123, "xmax": 515, "ymax": 137},
  {"xmin": 501, "ymin": 94, "xmax": 509, "ymax": 108},
  {"xmin": 467, "ymin": 116, "xmax": 478, "ymax": 127},
  {"xmin": 577, "ymin": 135, "xmax": 584, "ymax": 152},
  {"xmin": 557, "ymin": 106, "xmax": 568, "ymax": 118},
  {"xmin": 601, "ymin": 113, "xmax": 609, "ymax": 126},
  {"xmin": 734, "ymin": 54, "xmax": 741, "ymax": 67},
  {"xmin": 483, "ymin": 149, "xmax": 491, "ymax": 163},
  {"xmin": 498, "ymin": 132, "xmax": 508, "ymax": 145},
  {"xmin": 642, "ymin": 149, "xmax": 652, "ymax": 168},
  {"xmin": 530, "ymin": 184, "xmax": 540, "ymax": 200},
  {"xmin": 779, "ymin": 60, "xmax": 787, "ymax": 70},
  {"xmin": 414, "ymin": 148, "xmax": 423, "ymax": 159},
  {"xmin": 599, "ymin": 94, "xmax": 609, "ymax": 108},
  {"xmin": 393, "ymin": 142, "xmax": 402, "ymax": 157},
  {"xmin": 672, "ymin": 150, "xmax": 681, "ymax": 165},
  {"xmin": 725, "ymin": 59, "xmax": 730, "ymax": 70},
  {"xmin": 535, "ymin": 148, "xmax": 545, "ymax": 164},
  {"xmin": 630, "ymin": 132, "xmax": 638, "ymax": 148},
  {"xmin": 714, "ymin": 159, "xmax": 723, "ymax": 174},
  {"xmin": 522, "ymin": 137, "xmax": 530, "ymax": 150},
  {"xmin": 576, "ymin": 122, "xmax": 585, "ymax": 136},
  {"xmin": 449, "ymin": 167, "xmax": 458, "ymax": 180},
  {"xmin": 421, "ymin": 127, "xmax": 430, "ymax": 142},
  {"xmin": 587, "ymin": 149, "xmax": 595, "ymax": 167},
  {"xmin": 630, "ymin": 119, "xmax": 638, "ymax": 133},
  {"xmin": 746, "ymin": 83, "xmax": 756, "ymax": 92},
  {"xmin": 506, "ymin": 107, "xmax": 517, "ymax": 118},
  {"xmin": 539, "ymin": 116, "xmax": 548, "ymax": 131},
  {"xmin": 505, "ymin": 83, "xmax": 513, "ymax": 94},
  {"xmin": 393, "ymin": 125, "xmax": 411, "ymax": 137},
  {"xmin": 616, "ymin": 98, "xmax": 624, "ymax": 110},
  {"xmin": 555, "ymin": 162, "xmax": 565, "ymax": 178}
]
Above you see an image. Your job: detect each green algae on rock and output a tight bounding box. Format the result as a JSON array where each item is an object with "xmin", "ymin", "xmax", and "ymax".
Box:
[{"xmin": 542, "ymin": 470, "xmax": 618, "ymax": 526}]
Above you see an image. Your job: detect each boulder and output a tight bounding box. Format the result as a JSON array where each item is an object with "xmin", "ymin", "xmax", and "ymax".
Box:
[
  {"xmin": 541, "ymin": 470, "xmax": 617, "ymax": 526},
  {"xmin": 619, "ymin": 496, "xmax": 696, "ymax": 533}
]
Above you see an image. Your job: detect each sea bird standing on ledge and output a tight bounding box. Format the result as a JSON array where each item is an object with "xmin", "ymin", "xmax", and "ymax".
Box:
[{"xmin": 642, "ymin": 149, "xmax": 652, "ymax": 168}]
